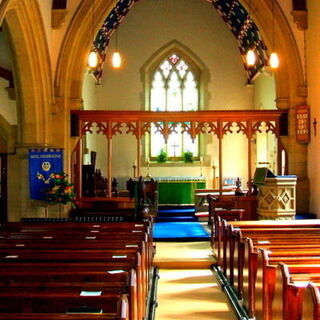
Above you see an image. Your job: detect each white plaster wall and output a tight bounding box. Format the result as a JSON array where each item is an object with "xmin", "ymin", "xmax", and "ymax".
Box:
[
  {"xmin": 307, "ymin": 0, "xmax": 320, "ymax": 216},
  {"xmin": 83, "ymin": 0, "xmax": 256, "ymax": 188},
  {"xmin": 253, "ymin": 72, "xmax": 277, "ymax": 110},
  {"xmin": 92, "ymin": 0, "xmax": 252, "ymax": 110}
]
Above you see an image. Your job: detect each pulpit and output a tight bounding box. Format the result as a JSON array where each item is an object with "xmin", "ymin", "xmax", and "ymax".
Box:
[
  {"xmin": 154, "ymin": 176, "xmax": 206, "ymax": 205},
  {"xmin": 254, "ymin": 168, "xmax": 297, "ymax": 220}
]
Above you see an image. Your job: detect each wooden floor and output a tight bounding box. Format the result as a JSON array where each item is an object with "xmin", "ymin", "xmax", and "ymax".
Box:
[{"xmin": 154, "ymin": 241, "xmax": 236, "ymax": 320}]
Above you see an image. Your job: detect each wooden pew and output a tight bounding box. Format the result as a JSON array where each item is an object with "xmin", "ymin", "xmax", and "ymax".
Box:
[
  {"xmin": 221, "ymin": 222, "xmax": 320, "ymax": 277},
  {"xmin": 0, "ymin": 274, "xmax": 137, "ymax": 320},
  {"xmin": 0, "ymin": 287, "xmax": 128, "ymax": 316},
  {"xmin": 272, "ymin": 263, "xmax": 320, "ymax": 320},
  {"xmin": 211, "ymin": 209, "xmax": 244, "ymax": 238},
  {"xmin": 0, "ymin": 314, "xmax": 123, "ymax": 320},
  {"xmin": 238, "ymin": 234, "xmax": 320, "ymax": 300},
  {"xmin": 302, "ymin": 283, "xmax": 320, "ymax": 320},
  {"xmin": 0, "ymin": 222, "xmax": 154, "ymax": 320},
  {"xmin": 212, "ymin": 218, "xmax": 320, "ymax": 265},
  {"xmin": 253, "ymin": 249, "xmax": 320, "ymax": 320},
  {"xmin": 225, "ymin": 226, "xmax": 320, "ymax": 284},
  {"xmin": 218, "ymin": 220, "xmax": 320, "ymax": 320},
  {"xmin": 0, "ymin": 251, "xmax": 142, "ymax": 320},
  {"xmin": 217, "ymin": 219, "xmax": 320, "ymax": 257}
]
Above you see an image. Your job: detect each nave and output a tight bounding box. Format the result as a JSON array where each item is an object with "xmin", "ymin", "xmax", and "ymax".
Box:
[
  {"xmin": 0, "ymin": 213, "xmax": 320, "ymax": 319},
  {"xmin": 154, "ymin": 241, "xmax": 235, "ymax": 320}
]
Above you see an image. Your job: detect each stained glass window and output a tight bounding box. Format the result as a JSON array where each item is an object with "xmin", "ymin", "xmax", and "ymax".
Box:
[{"xmin": 150, "ymin": 53, "xmax": 200, "ymax": 160}]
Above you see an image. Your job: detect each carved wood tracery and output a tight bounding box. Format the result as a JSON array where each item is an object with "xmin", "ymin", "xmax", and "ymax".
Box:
[
  {"xmin": 181, "ymin": 122, "xmax": 207, "ymax": 141},
  {"xmin": 74, "ymin": 110, "xmax": 287, "ymax": 141},
  {"xmin": 222, "ymin": 121, "xmax": 247, "ymax": 137},
  {"xmin": 252, "ymin": 121, "xmax": 278, "ymax": 135}
]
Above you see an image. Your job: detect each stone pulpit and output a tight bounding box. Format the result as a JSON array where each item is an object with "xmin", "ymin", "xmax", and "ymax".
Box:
[{"xmin": 254, "ymin": 168, "xmax": 297, "ymax": 220}]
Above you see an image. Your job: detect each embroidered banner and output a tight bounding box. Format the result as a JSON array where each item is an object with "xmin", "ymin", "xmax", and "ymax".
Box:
[
  {"xmin": 295, "ymin": 105, "xmax": 310, "ymax": 144},
  {"xmin": 29, "ymin": 149, "xmax": 63, "ymax": 200}
]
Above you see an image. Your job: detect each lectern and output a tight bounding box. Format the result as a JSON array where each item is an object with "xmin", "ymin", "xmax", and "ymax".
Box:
[{"xmin": 254, "ymin": 168, "xmax": 297, "ymax": 220}]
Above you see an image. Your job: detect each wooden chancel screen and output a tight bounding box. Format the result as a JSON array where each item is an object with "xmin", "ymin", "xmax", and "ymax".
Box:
[{"xmin": 70, "ymin": 110, "xmax": 288, "ymax": 202}]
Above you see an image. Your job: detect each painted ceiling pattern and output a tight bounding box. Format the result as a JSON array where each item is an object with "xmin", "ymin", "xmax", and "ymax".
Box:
[{"xmin": 93, "ymin": 0, "xmax": 268, "ymax": 83}]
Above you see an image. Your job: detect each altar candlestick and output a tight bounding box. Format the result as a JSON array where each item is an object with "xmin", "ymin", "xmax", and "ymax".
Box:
[
  {"xmin": 146, "ymin": 157, "xmax": 151, "ymax": 177},
  {"xmin": 212, "ymin": 164, "xmax": 217, "ymax": 188},
  {"xmin": 132, "ymin": 162, "xmax": 137, "ymax": 178},
  {"xmin": 200, "ymin": 156, "xmax": 203, "ymax": 177}
]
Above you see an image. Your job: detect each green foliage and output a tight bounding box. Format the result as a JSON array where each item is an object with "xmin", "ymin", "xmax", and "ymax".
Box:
[
  {"xmin": 156, "ymin": 149, "xmax": 168, "ymax": 163},
  {"xmin": 45, "ymin": 172, "xmax": 76, "ymax": 206},
  {"xmin": 183, "ymin": 151, "xmax": 193, "ymax": 163}
]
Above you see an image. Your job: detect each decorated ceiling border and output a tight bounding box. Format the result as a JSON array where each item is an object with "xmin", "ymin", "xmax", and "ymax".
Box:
[
  {"xmin": 211, "ymin": 0, "xmax": 268, "ymax": 80},
  {"xmin": 92, "ymin": 0, "xmax": 268, "ymax": 83}
]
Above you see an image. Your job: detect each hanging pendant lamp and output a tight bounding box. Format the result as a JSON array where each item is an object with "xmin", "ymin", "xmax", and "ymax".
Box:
[
  {"xmin": 269, "ymin": 0, "xmax": 279, "ymax": 69},
  {"xmin": 245, "ymin": 0, "xmax": 256, "ymax": 67},
  {"xmin": 246, "ymin": 49, "xmax": 256, "ymax": 66},
  {"xmin": 87, "ymin": 0, "xmax": 99, "ymax": 69},
  {"xmin": 112, "ymin": 30, "xmax": 122, "ymax": 68}
]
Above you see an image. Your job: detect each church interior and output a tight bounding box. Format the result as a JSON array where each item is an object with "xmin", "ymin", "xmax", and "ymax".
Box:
[{"xmin": 0, "ymin": 0, "xmax": 320, "ymax": 319}]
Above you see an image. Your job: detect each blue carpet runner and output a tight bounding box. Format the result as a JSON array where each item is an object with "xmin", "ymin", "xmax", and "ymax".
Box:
[
  {"xmin": 295, "ymin": 213, "xmax": 317, "ymax": 219},
  {"xmin": 153, "ymin": 221, "xmax": 210, "ymax": 241},
  {"xmin": 154, "ymin": 205, "xmax": 210, "ymax": 241}
]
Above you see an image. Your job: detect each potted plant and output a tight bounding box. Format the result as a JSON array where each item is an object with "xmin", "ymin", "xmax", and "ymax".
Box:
[
  {"xmin": 156, "ymin": 149, "xmax": 167, "ymax": 163},
  {"xmin": 183, "ymin": 151, "xmax": 193, "ymax": 163}
]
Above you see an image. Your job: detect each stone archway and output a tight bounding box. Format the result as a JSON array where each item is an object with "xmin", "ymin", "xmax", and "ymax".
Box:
[
  {"xmin": 0, "ymin": 0, "xmax": 54, "ymax": 146},
  {"xmin": 0, "ymin": 0, "xmax": 54, "ymax": 220},
  {"xmin": 55, "ymin": 0, "xmax": 308, "ymax": 212}
]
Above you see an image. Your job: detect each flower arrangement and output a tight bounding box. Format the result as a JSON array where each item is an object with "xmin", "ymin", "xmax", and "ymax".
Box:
[
  {"xmin": 183, "ymin": 151, "xmax": 193, "ymax": 163},
  {"xmin": 45, "ymin": 172, "xmax": 76, "ymax": 206},
  {"xmin": 156, "ymin": 149, "xmax": 168, "ymax": 163}
]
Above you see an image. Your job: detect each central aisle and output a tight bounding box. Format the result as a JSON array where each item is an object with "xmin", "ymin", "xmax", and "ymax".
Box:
[{"xmin": 154, "ymin": 242, "xmax": 236, "ymax": 320}]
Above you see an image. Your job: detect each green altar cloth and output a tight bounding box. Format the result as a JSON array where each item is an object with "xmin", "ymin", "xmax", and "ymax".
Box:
[{"xmin": 155, "ymin": 177, "xmax": 206, "ymax": 205}]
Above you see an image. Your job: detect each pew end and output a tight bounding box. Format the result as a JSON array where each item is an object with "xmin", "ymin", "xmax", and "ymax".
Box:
[{"xmin": 302, "ymin": 283, "xmax": 320, "ymax": 320}]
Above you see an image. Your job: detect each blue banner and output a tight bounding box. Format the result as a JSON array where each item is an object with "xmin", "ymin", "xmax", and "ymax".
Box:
[{"xmin": 29, "ymin": 149, "xmax": 63, "ymax": 200}]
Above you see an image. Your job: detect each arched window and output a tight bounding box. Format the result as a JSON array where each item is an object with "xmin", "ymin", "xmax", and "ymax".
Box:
[{"xmin": 149, "ymin": 53, "xmax": 200, "ymax": 161}]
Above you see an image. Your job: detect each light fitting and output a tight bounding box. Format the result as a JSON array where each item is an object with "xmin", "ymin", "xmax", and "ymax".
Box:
[
  {"xmin": 88, "ymin": 50, "xmax": 99, "ymax": 69},
  {"xmin": 112, "ymin": 51, "xmax": 122, "ymax": 68},
  {"xmin": 87, "ymin": 0, "xmax": 98, "ymax": 69},
  {"xmin": 269, "ymin": 52, "xmax": 279, "ymax": 69},
  {"xmin": 112, "ymin": 29, "xmax": 122, "ymax": 69},
  {"xmin": 245, "ymin": 0, "xmax": 255, "ymax": 67},
  {"xmin": 246, "ymin": 49, "xmax": 256, "ymax": 66},
  {"xmin": 269, "ymin": 0, "xmax": 279, "ymax": 69}
]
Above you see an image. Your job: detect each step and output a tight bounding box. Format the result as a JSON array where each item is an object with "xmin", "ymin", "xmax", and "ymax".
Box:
[{"xmin": 155, "ymin": 216, "xmax": 198, "ymax": 222}]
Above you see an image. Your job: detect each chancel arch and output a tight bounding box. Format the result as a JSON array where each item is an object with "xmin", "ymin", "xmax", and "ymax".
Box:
[{"xmin": 56, "ymin": 0, "xmax": 308, "ymax": 212}]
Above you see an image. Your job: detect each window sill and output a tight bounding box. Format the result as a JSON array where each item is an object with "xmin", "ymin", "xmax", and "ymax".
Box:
[{"xmin": 148, "ymin": 161, "xmax": 203, "ymax": 167}]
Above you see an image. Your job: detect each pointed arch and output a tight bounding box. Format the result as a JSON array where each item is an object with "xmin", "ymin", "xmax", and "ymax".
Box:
[
  {"xmin": 0, "ymin": 0, "xmax": 54, "ymax": 145},
  {"xmin": 141, "ymin": 40, "xmax": 210, "ymax": 111},
  {"xmin": 55, "ymin": 0, "xmax": 308, "ymax": 211}
]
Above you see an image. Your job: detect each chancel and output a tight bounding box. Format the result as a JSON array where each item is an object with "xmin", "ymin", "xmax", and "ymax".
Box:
[{"xmin": 0, "ymin": 0, "xmax": 320, "ymax": 318}]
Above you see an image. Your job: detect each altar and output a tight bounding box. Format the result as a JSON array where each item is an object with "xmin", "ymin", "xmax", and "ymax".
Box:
[{"xmin": 155, "ymin": 177, "xmax": 206, "ymax": 205}]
